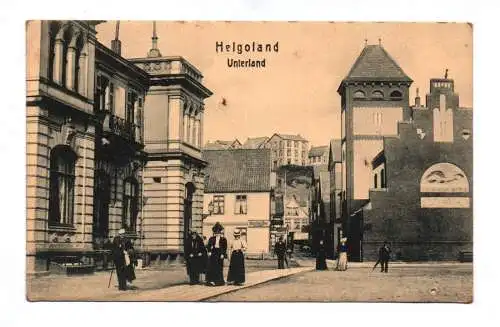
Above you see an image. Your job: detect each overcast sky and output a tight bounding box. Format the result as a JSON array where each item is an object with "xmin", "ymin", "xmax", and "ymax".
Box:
[{"xmin": 95, "ymin": 22, "xmax": 472, "ymax": 147}]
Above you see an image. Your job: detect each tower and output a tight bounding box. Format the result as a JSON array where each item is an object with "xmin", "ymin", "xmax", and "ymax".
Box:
[
  {"xmin": 337, "ymin": 41, "xmax": 413, "ymax": 261},
  {"xmin": 130, "ymin": 22, "xmax": 212, "ymax": 263}
]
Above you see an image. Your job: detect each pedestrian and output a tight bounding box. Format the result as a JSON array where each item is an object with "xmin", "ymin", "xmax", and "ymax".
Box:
[
  {"xmin": 206, "ymin": 222, "xmax": 228, "ymax": 286},
  {"xmin": 185, "ymin": 230, "xmax": 206, "ymax": 285},
  {"xmin": 111, "ymin": 228, "xmax": 127, "ymax": 291},
  {"xmin": 316, "ymin": 239, "xmax": 328, "ymax": 270},
  {"xmin": 274, "ymin": 236, "xmax": 287, "ymax": 269},
  {"xmin": 227, "ymin": 230, "xmax": 247, "ymax": 285},
  {"xmin": 378, "ymin": 241, "xmax": 391, "ymax": 273},
  {"xmin": 337, "ymin": 237, "xmax": 348, "ymax": 271},
  {"xmin": 124, "ymin": 239, "xmax": 137, "ymax": 288},
  {"xmin": 200, "ymin": 235, "xmax": 208, "ymax": 283}
]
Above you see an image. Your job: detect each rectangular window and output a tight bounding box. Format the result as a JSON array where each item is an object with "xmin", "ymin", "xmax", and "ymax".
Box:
[
  {"xmin": 374, "ymin": 173, "xmax": 378, "ymax": 189},
  {"xmin": 49, "ymin": 150, "xmax": 76, "ymax": 226},
  {"xmin": 381, "ymin": 168, "xmax": 386, "ymax": 188},
  {"xmin": 235, "ymin": 195, "xmax": 248, "ymax": 214},
  {"xmin": 287, "ymin": 149, "xmax": 291, "ymax": 156},
  {"xmin": 213, "ymin": 195, "xmax": 225, "ymax": 215}
]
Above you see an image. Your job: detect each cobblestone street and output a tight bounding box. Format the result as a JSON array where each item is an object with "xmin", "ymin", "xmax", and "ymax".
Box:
[{"xmin": 208, "ymin": 263, "xmax": 473, "ymax": 302}]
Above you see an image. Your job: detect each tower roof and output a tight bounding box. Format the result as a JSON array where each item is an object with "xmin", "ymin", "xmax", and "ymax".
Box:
[{"xmin": 343, "ymin": 44, "xmax": 412, "ymax": 82}]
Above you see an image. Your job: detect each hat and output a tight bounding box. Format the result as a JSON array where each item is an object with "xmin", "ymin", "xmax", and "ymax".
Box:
[
  {"xmin": 212, "ymin": 222, "xmax": 224, "ymax": 234},
  {"xmin": 233, "ymin": 230, "xmax": 241, "ymax": 236},
  {"xmin": 341, "ymin": 237, "xmax": 347, "ymax": 243},
  {"xmin": 118, "ymin": 228, "xmax": 126, "ymax": 235}
]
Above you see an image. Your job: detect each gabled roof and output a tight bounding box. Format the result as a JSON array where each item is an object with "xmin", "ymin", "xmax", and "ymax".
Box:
[
  {"xmin": 204, "ymin": 139, "xmax": 241, "ymax": 150},
  {"xmin": 269, "ymin": 133, "xmax": 308, "ymax": 142},
  {"xmin": 329, "ymin": 139, "xmax": 342, "ymax": 164},
  {"xmin": 309, "ymin": 145, "xmax": 329, "ymax": 157},
  {"xmin": 202, "ymin": 149, "xmax": 271, "ymax": 193},
  {"xmin": 342, "ymin": 44, "xmax": 412, "ymax": 83},
  {"xmin": 243, "ymin": 136, "xmax": 269, "ymax": 149}
]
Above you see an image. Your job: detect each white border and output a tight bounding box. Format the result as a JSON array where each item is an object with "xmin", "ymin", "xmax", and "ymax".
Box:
[{"xmin": 2, "ymin": 0, "xmax": 499, "ymax": 326}]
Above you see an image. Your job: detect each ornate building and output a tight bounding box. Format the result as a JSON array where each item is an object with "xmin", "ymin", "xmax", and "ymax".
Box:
[
  {"xmin": 130, "ymin": 22, "xmax": 212, "ymax": 264},
  {"xmin": 26, "ymin": 21, "xmax": 212, "ymax": 273},
  {"xmin": 337, "ymin": 42, "xmax": 472, "ymax": 261}
]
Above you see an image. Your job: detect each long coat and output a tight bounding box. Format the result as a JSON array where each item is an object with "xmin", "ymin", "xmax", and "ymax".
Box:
[
  {"xmin": 206, "ymin": 235, "xmax": 228, "ymax": 285},
  {"xmin": 185, "ymin": 234, "xmax": 207, "ymax": 277}
]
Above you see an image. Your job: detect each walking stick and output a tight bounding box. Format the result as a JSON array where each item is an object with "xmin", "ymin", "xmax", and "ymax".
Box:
[{"xmin": 108, "ymin": 269, "xmax": 114, "ymax": 288}]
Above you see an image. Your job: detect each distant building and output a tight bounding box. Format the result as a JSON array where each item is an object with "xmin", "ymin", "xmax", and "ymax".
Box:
[
  {"xmin": 202, "ymin": 149, "xmax": 275, "ymax": 256},
  {"xmin": 308, "ymin": 145, "xmax": 329, "ymax": 165},
  {"xmin": 266, "ymin": 133, "xmax": 309, "ymax": 169},
  {"xmin": 283, "ymin": 196, "xmax": 309, "ymax": 241},
  {"xmin": 242, "ymin": 136, "xmax": 269, "ymax": 149},
  {"xmin": 204, "ymin": 139, "xmax": 242, "ymax": 150},
  {"xmin": 327, "ymin": 139, "xmax": 343, "ymax": 252}
]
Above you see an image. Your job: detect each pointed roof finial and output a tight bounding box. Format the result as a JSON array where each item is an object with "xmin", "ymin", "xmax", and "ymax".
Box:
[
  {"xmin": 111, "ymin": 20, "xmax": 122, "ymax": 55},
  {"xmin": 378, "ymin": 37, "xmax": 382, "ymax": 46},
  {"xmin": 115, "ymin": 21, "xmax": 120, "ymax": 40},
  {"xmin": 416, "ymin": 87, "xmax": 420, "ymax": 97},
  {"xmin": 364, "ymin": 38, "xmax": 368, "ymax": 46},
  {"xmin": 147, "ymin": 21, "xmax": 162, "ymax": 58},
  {"xmin": 445, "ymin": 68, "xmax": 449, "ymax": 79}
]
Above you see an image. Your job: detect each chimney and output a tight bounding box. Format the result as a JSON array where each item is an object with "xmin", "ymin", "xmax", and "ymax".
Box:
[
  {"xmin": 111, "ymin": 21, "xmax": 121, "ymax": 55},
  {"xmin": 415, "ymin": 87, "xmax": 421, "ymax": 107}
]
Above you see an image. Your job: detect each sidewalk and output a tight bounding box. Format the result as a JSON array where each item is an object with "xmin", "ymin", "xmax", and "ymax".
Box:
[
  {"xmin": 106, "ymin": 266, "xmax": 313, "ymax": 301},
  {"xmin": 27, "ymin": 259, "xmax": 307, "ymax": 301},
  {"xmin": 325, "ymin": 259, "xmax": 473, "ymax": 268}
]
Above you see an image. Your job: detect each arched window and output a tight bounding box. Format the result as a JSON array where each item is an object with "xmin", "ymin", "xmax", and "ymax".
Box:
[
  {"xmin": 74, "ymin": 33, "xmax": 84, "ymax": 92},
  {"xmin": 48, "ymin": 21, "xmax": 61, "ymax": 82},
  {"xmin": 371, "ymin": 90, "xmax": 384, "ymax": 99},
  {"xmin": 122, "ymin": 177, "xmax": 139, "ymax": 231},
  {"xmin": 61, "ymin": 27, "xmax": 72, "ymax": 88},
  {"xmin": 390, "ymin": 90, "xmax": 403, "ymax": 99},
  {"xmin": 49, "ymin": 145, "xmax": 77, "ymax": 226},
  {"xmin": 353, "ymin": 90, "xmax": 366, "ymax": 99},
  {"xmin": 373, "ymin": 173, "xmax": 378, "ymax": 188}
]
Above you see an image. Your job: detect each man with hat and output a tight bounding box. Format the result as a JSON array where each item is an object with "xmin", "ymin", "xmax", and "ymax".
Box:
[
  {"xmin": 185, "ymin": 230, "xmax": 207, "ymax": 285},
  {"xmin": 378, "ymin": 241, "xmax": 391, "ymax": 273},
  {"xmin": 205, "ymin": 222, "xmax": 228, "ymax": 286},
  {"xmin": 274, "ymin": 236, "xmax": 287, "ymax": 269},
  {"xmin": 111, "ymin": 228, "xmax": 127, "ymax": 290}
]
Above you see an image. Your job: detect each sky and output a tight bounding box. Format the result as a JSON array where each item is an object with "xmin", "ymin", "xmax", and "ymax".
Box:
[{"xmin": 95, "ymin": 22, "xmax": 472, "ymax": 147}]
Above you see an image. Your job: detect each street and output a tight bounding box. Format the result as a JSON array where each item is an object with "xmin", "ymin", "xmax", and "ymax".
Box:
[{"xmin": 207, "ymin": 263, "xmax": 473, "ymax": 302}]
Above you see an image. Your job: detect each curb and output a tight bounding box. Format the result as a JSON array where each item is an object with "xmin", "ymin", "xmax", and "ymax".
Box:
[{"xmin": 201, "ymin": 267, "xmax": 314, "ymax": 301}]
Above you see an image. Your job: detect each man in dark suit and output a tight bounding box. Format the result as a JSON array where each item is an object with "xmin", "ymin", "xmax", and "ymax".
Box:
[
  {"xmin": 206, "ymin": 222, "xmax": 228, "ymax": 286},
  {"xmin": 274, "ymin": 236, "xmax": 287, "ymax": 269},
  {"xmin": 111, "ymin": 228, "xmax": 127, "ymax": 290},
  {"xmin": 185, "ymin": 230, "xmax": 207, "ymax": 285},
  {"xmin": 378, "ymin": 241, "xmax": 391, "ymax": 273}
]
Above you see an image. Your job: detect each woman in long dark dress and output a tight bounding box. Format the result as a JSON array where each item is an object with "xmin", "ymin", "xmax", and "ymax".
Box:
[
  {"xmin": 124, "ymin": 239, "xmax": 137, "ymax": 287},
  {"xmin": 316, "ymin": 239, "xmax": 328, "ymax": 270},
  {"xmin": 206, "ymin": 222, "xmax": 228, "ymax": 286},
  {"xmin": 227, "ymin": 230, "xmax": 247, "ymax": 285}
]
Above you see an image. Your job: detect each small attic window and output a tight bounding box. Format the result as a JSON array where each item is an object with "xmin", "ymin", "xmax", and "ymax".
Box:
[
  {"xmin": 371, "ymin": 90, "xmax": 384, "ymax": 99},
  {"xmin": 390, "ymin": 90, "xmax": 403, "ymax": 99},
  {"xmin": 353, "ymin": 90, "xmax": 366, "ymax": 99}
]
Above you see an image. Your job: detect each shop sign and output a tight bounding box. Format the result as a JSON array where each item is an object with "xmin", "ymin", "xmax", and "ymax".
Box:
[{"xmin": 248, "ymin": 220, "xmax": 270, "ymax": 228}]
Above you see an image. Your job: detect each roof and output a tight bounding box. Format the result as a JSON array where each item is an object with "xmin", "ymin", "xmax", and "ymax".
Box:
[
  {"xmin": 329, "ymin": 139, "xmax": 342, "ymax": 163},
  {"xmin": 309, "ymin": 145, "xmax": 329, "ymax": 157},
  {"xmin": 204, "ymin": 139, "xmax": 240, "ymax": 150},
  {"xmin": 277, "ymin": 134, "xmax": 308, "ymax": 141},
  {"xmin": 313, "ymin": 164, "xmax": 329, "ymax": 180},
  {"xmin": 243, "ymin": 137, "xmax": 269, "ymax": 149},
  {"xmin": 343, "ymin": 44, "xmax": 412, "ymax": 82},
  {"xmin": 202, "ymin": 149, "xmax": 271, "ymax": 193}
]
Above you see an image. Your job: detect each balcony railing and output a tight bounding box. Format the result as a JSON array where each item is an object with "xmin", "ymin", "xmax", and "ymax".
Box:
[
  {"xmin": 131, "ymin": 56, "xmax": 204, "ymax": 83},
  {"xmin": 102, "ymin": 111, "xmax": 138, "ymax": 142}
]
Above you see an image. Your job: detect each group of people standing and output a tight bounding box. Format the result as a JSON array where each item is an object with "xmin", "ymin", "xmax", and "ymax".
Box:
[
  {"xmin": 111, "ymin": 228, "xmax": 137, "ymax": 291},
  {"xmin": 185, "ymin": 222, "xmax": 247, "ymax": 286},
  {"xmin": 313, "ymin": 237, "xmax": 391, "ymax": 273}
]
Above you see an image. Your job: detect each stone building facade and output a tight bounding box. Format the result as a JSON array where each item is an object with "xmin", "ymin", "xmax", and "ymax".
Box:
[
  {"xmin": 337, "ymin": 42, "xmax": 472, "ymax": 261},
  {"xmin": 26, "ymin": 20, "xmax": 212, "ymax": 273}
]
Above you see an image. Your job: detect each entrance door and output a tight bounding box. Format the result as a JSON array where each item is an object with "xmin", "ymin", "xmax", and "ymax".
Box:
[
  {"xmin": 183, "ymin": 182, "xmax": 195, "ymax": 253},
  {"xmin": 93, "ymin": 170, "xmax": 111, "ymax": 245}
]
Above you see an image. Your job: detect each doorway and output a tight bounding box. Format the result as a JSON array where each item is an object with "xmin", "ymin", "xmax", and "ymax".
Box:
[
  {"xmin": 93, "ymin": 170, "xmax": 111, "ymax": 246},
  {"xmin": 183, "ymin": 182, "xmax": 196, "ymax": 253}
]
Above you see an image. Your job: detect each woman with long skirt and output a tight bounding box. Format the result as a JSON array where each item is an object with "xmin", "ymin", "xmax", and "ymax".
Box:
[
  {"xmin": 337, "ymin": 237, "xmax": 348, "ymax": 271},
  {"xmin": 227, "ymin": 230, "xmax": 247, "ymax": 286}
]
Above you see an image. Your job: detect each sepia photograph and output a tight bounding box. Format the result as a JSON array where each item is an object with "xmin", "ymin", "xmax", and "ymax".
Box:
[{"xmin": 25, "ymin": 20, "xmax": 473, "ymax": 303}]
